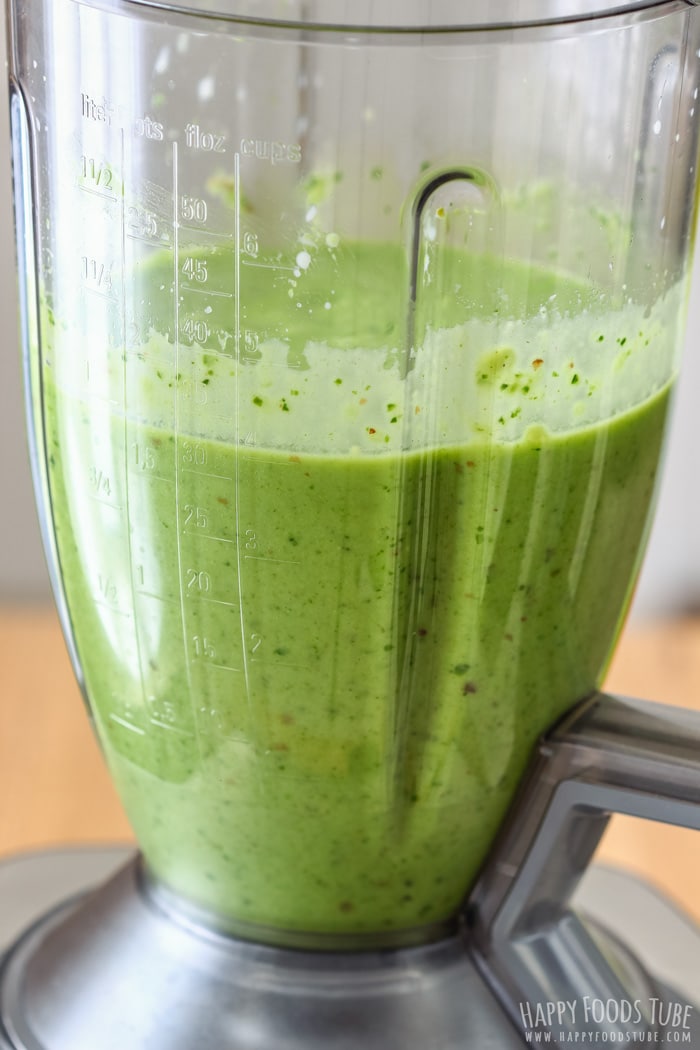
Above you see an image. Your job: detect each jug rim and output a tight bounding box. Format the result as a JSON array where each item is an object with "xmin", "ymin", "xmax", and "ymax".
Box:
[{"xmin": 113, "ymin": 0, "xmax": 695, "ymax": 32}]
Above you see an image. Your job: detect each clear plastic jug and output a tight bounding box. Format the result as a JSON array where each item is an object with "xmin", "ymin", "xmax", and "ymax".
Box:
[{"xmin": 7, "ymin": 0, "xmax": 700, "ymax": 948}]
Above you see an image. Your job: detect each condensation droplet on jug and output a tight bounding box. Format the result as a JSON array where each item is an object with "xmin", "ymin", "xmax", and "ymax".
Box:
[
  {"xmin": 176, "ymin": 33, "xmax": 189, "ymax": 54},
  {"xmin": 660, "ymin": 216, "xmax": 666, "ymax": 230},
  {"xmin": 296, "ymin": 251, "xmax": 311, "ymax": 271},
  {"xmin": 653, "ymin": 119, "xmax": 662, "ymax": 135},
  {"xmin": 325, "ymin": 232, "xmax": 340, "ymax": 248},
  {"xmin": 306, "ymin": 206, "xmax": 317, "ymax": 222},
  {"xmin": 154, "ymin": 47, "xmax": 169, "ymax": 74},
  {"xmin": 198, "ymin": 76, "xmax": 215, "ymax": 101}
]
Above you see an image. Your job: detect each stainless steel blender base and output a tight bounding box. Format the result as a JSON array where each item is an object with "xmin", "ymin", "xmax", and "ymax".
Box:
[{"xmin": 0, "ymin": 848, "xmax": 698, "ymax": 1049}]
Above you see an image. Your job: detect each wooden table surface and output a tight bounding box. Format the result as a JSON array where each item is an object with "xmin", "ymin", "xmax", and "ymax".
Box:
[{"xmin": 1, "ymin": 606, "xmax": 699, "ymax": 924}]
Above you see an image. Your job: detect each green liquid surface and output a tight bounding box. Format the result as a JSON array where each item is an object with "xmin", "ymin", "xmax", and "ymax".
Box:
[{"xmin": 41, "ymin": 242, "xmax": 677, "ymax": 938}]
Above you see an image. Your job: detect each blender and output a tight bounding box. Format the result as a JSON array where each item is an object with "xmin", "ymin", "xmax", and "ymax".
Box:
[{"xmin": 3, "ymin": 0, "xmax": 700, "ymax": 1045}]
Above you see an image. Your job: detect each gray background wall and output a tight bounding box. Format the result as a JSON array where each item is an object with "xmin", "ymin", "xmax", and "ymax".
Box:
[
  {"xmin": 1, "ymin": 9, "xmax": 699, "ymax": 614},
  {"xmin": 0, "ymin": 10, "xmax": 47, "ymax": 601}
]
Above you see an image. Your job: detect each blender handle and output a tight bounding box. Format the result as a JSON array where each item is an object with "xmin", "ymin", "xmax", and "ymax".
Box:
[{"xmin": 467, "ymin": 692, "xmax": 700, "ymax": 1040}]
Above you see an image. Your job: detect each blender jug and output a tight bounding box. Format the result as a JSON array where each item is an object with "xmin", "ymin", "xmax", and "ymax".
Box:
[{"xmin": 5, "ymin": 1, "xmax": 700, "ymax": 1047}]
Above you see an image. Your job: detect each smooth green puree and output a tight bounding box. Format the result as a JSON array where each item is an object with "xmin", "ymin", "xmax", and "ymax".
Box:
[{"xmin": 41, "ymin": 240, "xmax": 678, "ymax": 939}]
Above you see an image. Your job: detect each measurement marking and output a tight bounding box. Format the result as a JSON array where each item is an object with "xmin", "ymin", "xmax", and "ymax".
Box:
[
  {"xmin": 94, "ymin": 600, "xmax": 132, "ymax": 618},
  {"xmin": 187, "ymin": 347, "xmax": 234, "ymax": 361},
  {"xmin": 79, "ymin": 185, "xmax": 117, "ymax": 203},
  {"xmin": 83, "ymin": 286, "xmax": 118, "ymax": 303},
  {"xmin": 57, "ymin": 387, "xmax": 124, "ymax": 410},
  {"xmin": 188, "ymin": 595, "xmax": 239, "ymax": 609},
  {"xmin": 118, "ymin": 125, "xmax": 150, "ymax": 727},
  {"xmin": 239, "ymin": 456, "xmax": 297, "ymax": 467},
  {"xmin": 182, "ymin": 530, "xmax": 235, "ymax": 544},
  {"xmin": 109, "ymin": 714, "xmax": 146, "ymax": 735},
  {"xmin": 126, "ymin": 232, "xmax": 173, "ymax": 250},
  {"xmin": 127, "ymin": 470, "xmax": 172, "ymax": 484},
  {"xmin": 252, "ymin": 659, "xmax": 310, "ymax": 670},
  {"xmin": 173, "ymin": 138, "xmax": 203, "ymax": 766},
  {"xmin": 181, "ymin": 468, "xmax": 233, "ymax": 482},
  {"xmin": 244, "ymin": 555, "xmax": 301, "ymax": 566},
  {"xmin": 179, "ymin": 224, "xmax": 234, "ymax": 241},
  {"xmin": 148, "ymin": 719, "xmax": 195, "ymax": 736},
  {"xmin": 135, "ymin": 589, "xmax": 179, "ymax": 604},
  {"xmin": 233, "ymin": 149, "xmax": 255, "ymax": 755},
  {"xmin": 183, "ymin": 286, "xmax": 234, "ymax": 299},
  {"xmin": 210, "ymin": 662, "xmax": 242, "ymax": 673},
  {"xmin": 241, "ymin": 259, "xmax": 295, "ymax": 273},
  {"xmin": 89, "ymin": 496, "xmax": 123, "ymax": 511}
]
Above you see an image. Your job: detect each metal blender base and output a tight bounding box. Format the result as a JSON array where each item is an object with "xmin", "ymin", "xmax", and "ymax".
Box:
[{"xmin": 0, "ymin": 848, "xmax": 698, "ymax": 1050}]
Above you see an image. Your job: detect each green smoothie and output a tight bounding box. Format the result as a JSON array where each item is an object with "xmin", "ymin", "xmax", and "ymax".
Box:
[{"xmin": 40, "ymin": 240, "xmax": 679, "ymax": 939}]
